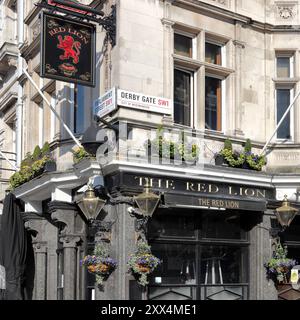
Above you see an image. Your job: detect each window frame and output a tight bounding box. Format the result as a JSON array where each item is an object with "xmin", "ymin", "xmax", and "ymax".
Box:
[
  {"xmin": 276, "ymin": 54, "xmax": 294, "ymax": 79},
  {"xmin": 275, "ymin": 86, "xmax": 294, "ymax": 142}
]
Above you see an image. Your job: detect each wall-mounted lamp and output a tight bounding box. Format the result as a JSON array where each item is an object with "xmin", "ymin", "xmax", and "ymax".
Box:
[
  {"xmin": 133, "ymin": 184, "xmax": 161, "ymax": 217},
  {"xmin": 275, "ymin": 195, "xmax": 299, "ymax": 229},
  {"xmin": 76, "ymin": 183, "xmax": 106, "ymax": 221}
]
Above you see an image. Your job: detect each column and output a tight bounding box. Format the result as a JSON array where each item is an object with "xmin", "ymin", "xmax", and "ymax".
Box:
[
  {"xmin": 60, "ymin": 236, "xmax": 81, "ymax": 300},
  {"xmin": 32, "ymin": 242, "xmax": 47, "ymax": 300},
  {"xmin": 49, "ymin": 201, "xmax": 85, "ymax": 300}
]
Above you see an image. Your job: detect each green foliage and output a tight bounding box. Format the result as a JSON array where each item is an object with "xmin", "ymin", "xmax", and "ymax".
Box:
[
  {"xmin": 217, "ymin": 138, "xmax": 267, "ymax": 171},
  {"xmin": 264, "ymin": 241, "xmax": 297, "ymax": 284},
  {"xmin": 220, "ymin": 148, "xmax": 245, "ymax": 167},
  {"xmin": 72, "ymin": 147, "xmax": 94, "ymax": 164},
  {"xmin": 32, "ymin": 145, "xmax": 42, "ymax": 161},
  {"xmin": 223, "ymin": 138, "xmax": 232, "ymax": 151},
  {"xmin": 127, "ymin": 241, "xmax": 161, "ymax": 286},
  {"xmin": 9, "ymin": 142, "xmax": 54, "ymax": 190},
  {"xmin": 147, "ymin": 127, "xmax": 199, "ymax": 163},
  {"xmin": 244, "ymin": 139, "xmax": 252, "ymax": 153}
]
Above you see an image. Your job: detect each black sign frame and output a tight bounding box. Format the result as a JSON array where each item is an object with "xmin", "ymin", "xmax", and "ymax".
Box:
[{"xmin": 40, "ymin": 11, "xmax": 96, "ymax": 87}]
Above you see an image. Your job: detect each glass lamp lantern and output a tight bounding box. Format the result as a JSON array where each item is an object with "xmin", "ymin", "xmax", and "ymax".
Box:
[
  {"xmin": 76, "ymin": 184, "xmax": 106, "ymax": 220},
  {"xmin": 275, "ymin": 195, "xmax": 299, "ymax": 228},
  {"xmin": 133, "ymin": 185, "xmax": 160, "ymax": 217}
]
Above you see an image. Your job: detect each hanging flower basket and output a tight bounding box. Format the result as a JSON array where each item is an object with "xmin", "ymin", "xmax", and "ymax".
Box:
[
  {"xmin": 127, "ymin": 241, "xmax": 161, "ymax": 287},
  {"xmin": 81, "ymin": 243, "xmax": 117, "ymax": 286},
  {"xmin": 264, "ymin": 240, "xmax": 297, "ymax": 285}
]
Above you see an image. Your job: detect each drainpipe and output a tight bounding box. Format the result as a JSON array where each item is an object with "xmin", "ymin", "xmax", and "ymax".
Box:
[{"xmin": 16, "ymin": 0, "xmax": 24, "ymax": 167}]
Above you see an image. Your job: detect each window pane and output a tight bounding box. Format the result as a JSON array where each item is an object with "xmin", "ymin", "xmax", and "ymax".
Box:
[
  {"xmin": 148, "ymin": 211, "xmax": 196, "ymax": 239},
  {"xmin": 277, "ymin": 57, "xmax": 290, "ymax": 78},
  {"xmin": 200, "ymin": 210, "xmax": 247, "ymax": 240},
  {"xmin": 277, "ymin": 89, "xmax": 291, "ymax": 139},
  {"xmin": 200, "ymin": 245, "xmax": 248, "ymax": 284},
  {"xmin": 174, "ymin": 69, "xmax": 191, "ymax": 126},
  {"xmin": 75, "ymin": 85, "xmax": 85, "ymax": 134},
  {"xmin": 150, "ymin": 243, "xmax": 196, "ymax": 285},
  {"xmin": 174, "ymin": 34, "xmax": 192, "ymax": 58},
  {"xmin": 205, "ymin": 43, "xmax": 222, "ymax": 65},
  {"xmin": 205, "ymin": 76, "xmax": 222, "ymax": 131}
]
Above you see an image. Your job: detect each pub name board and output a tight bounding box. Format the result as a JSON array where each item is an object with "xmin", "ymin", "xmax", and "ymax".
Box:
[{"xmin": 40, "ymin": 12, "xmax": 96, "ymax": 87}]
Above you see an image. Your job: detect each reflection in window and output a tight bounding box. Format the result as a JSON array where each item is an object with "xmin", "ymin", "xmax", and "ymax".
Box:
[
  {"xmin": 205, "ymin": 42, "xmax": 222, "ymax": 65},
  {"xmin": 174, "ymin": 34, "xmax": 192, "ymax": 58},
  {"xmin": 150, "ymin": 243, "xmax": 196, "ymax": 285},
  {"xmin": 174, "ymin": 69, "xmax": 191, "ymax": 126},
  {"xmin": 276, "ymin": 89, "xmax": 291, "ymax": 139},
  {"xmin": 205, "ymin": 76, "xmax": 222, "ymax": 131},
  {"xmin": 74, "ymin": 85, "xmax": 85, "ymax": 134},
  {"xmin": 277, "ymin": 57, "xmax": 290, "ymax": 78}
]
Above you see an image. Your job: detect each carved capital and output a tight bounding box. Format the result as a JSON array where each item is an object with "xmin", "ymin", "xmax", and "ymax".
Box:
[
  {"xmin": 32, "ymin": 241, "xmax": 47, "ymax": 253},
  {"xmin": 23, "ymin": 212, "xmax": 48, "ymax": 243},
  {"xmin": 60, "ymin": 235, "xmax": 82, "ymax": 248},
  {"xmin": 49, "ymin": 201, "xmax": 85, "ymax": 236}
]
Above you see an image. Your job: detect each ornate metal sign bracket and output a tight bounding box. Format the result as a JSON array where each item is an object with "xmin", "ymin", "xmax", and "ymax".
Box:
[{"xmin": 36, "ymin": 0, "xmax": 116, "ymax": 46}]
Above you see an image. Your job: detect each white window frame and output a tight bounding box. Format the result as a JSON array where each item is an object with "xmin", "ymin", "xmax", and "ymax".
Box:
[
  {"xmin": 205, "ymin": 72, "xmax": 226, "ymax": 133},
  {"xmin": 174, "ymin": 30, "xmax": 196, "ymax": 59},
  {"xmin": 275, "ymin": 86, "xmax": 294, "ymax": 142},
  {"xmin": 174, "ymin": 67, "xmax": 195, "ymax": 128},
  {"xmin": 38, "ymin": 102, "xmax": 44, "ymax": 147},
  {"xmin": 50, "ymin": 93, "xmax": 56, "ymax": 142},
  {"xmin": 205, "ymin": 38, "xmax": 226, "ymax": 68},
  {"xmin": 276, "ymin": 54, "xmax": 294, "ymax": 78}
]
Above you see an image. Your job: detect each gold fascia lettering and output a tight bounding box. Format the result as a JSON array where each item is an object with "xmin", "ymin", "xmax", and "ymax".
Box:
[
  {"xmin": 208, "ymin": 184, "xmax": 219, "ymax": 194},
  {"xmin": 186, "ymin": 182, "xmax": 195, "ymax": 192},
  {"xmin": 166, "ymin": 180, "xmax": 175, "ymax": 190}
]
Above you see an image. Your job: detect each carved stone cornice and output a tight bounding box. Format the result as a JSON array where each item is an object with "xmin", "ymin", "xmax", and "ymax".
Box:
[{"xmin": 48, "ymin": 201, "xmax": 77, "ymax": 213}]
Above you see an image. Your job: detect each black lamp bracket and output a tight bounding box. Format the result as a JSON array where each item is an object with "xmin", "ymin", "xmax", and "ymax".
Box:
[{"xmin": 36, "ymin": 1, "xmax": 116, "ymax": 46}]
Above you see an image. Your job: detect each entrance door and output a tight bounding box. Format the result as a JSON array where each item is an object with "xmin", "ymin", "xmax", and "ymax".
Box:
[{"xmin": 147, "ymin": 209, "xmax": 249, "ymax": 300}]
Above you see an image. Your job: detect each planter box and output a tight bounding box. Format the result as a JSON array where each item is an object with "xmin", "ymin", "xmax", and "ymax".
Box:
[
  {"xmin": 277, "ymin": 284, "xmax": 300, "ymax": 300},
  {"xmin": 44, "ymin": 161, "xmax": 57, "ymax": 173},
  {"xmin": 214, "ymin": 154, "xmax": 227, "ymax": 166}
]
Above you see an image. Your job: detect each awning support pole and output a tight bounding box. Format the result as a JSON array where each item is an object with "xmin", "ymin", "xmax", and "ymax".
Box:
[
  {"xmin": 0, "ymin": 150, "xmax": 18, "ymax": 171},
  {"xmin": 260, "ymin": 89, "xmax": 300, "ymax": 155},
  {"xmin": 23, "ymin": 68, "xmax": 83, "ymax": 149}
]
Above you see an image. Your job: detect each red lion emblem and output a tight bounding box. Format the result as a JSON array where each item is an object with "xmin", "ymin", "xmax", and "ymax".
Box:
[{"xmin": 57, "ymin": 35, "xmax": 81, "ymax": 64}]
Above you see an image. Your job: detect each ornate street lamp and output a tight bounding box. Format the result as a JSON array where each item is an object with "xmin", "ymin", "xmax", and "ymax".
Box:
[
  {"xmin": 275, "ymin": 195, "xmax": 299, "ymax": 228},
  {"xmin": 76, "ymin": 184, "xmax": 106, "ymax": 221},
  {"xmin": 133, "ymin": 185, "xmax": 160, "ymax": 217}
]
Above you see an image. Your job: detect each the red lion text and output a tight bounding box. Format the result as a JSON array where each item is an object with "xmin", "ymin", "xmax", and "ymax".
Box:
[{"xmin": 57, "ymin": 35, "xmax": 81, "ymax": 64}]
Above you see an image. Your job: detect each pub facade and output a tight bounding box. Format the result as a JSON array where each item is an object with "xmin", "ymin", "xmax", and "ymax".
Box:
[{"xmin": 1, "ymin": 0, "xmax": 300, "ymax": 300}]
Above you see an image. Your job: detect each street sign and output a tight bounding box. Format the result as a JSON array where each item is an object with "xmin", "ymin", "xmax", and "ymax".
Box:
[{"xmin": 40, "ymin": 11, "xmax": 96, "ymax": 87}]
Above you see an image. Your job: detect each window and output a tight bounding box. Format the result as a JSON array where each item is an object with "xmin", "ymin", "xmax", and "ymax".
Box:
[
  {"xmin": 50, "ymin": 93, "xmax": 56, "ymax": 142},
  {"xmin": 39, "ymin": 102, "xmax": 44, "ymax": 147},
  {"xmin": 205, "ymin": 76, "xmax": 222, "ymax": 131},
  {"xmin": 74, "ymin": 85, "xmax": 85, "ymax": 134},
  {"xmin": 205, "ymin": 42, "xmax": 222, "ymax": 65},
  {"xmin": 174, "ymin": 69, "xmax": 192, "ymax": 126},
  {"xmin": 174, "ymin": 33, "xmax": 192, "ymax": 58},
  {"xmin": 276, "ymin": 55, "xmax": 294, "ymax": 78},
  {"xmin": 148, "ymin": 209, "xmax": 249, "ymax": 300},
  {"xmin": 276, "ymin": 88, "xmax": 292, "ymax": 140}
]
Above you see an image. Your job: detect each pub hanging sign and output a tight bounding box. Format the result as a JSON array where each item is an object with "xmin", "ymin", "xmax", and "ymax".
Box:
[{"xmin": 40, "ymin": 12, "xmax": 96, "ymax": 87}]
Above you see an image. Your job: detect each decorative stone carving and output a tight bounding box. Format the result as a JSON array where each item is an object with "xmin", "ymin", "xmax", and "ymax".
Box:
[
  {"xmin": 209, "ymin": 0, "xmax": 228, "ymax": 7},
  {"xmin": 276, "ymin": 2, "xmax": 297, "ymax": 20}
]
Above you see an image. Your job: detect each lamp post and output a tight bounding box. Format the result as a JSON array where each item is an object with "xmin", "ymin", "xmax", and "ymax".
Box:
[{"xmin": 275, "ymin": 195, "xmax": 299, "ymax": 229}]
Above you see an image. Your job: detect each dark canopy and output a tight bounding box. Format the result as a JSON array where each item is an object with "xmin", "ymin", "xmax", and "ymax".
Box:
[{"xmin": 0, "ymin": 193, "xmax": 27, "ymax": 300}]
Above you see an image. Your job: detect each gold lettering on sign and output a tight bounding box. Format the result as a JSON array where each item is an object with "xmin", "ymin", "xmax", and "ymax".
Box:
[
  {"xmin": 166, "ymin": 180, "xmax": 175, "ymax": 190},
  {"xmin": 186, "ymin": 182, "xmax": 195, "ymax": 192},
  {"xmin": 199, "ymin": 198, "xmax": 239, "ymax": 209},
  {"xmin": 209, "ymin": 184, "xmax": 219, "ymax": 194}
]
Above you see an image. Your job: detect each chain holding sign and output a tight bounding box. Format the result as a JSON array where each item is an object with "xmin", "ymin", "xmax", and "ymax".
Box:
[{"xmin": 40, "ymin": 12, "xmax": 96, "ymax": 87}]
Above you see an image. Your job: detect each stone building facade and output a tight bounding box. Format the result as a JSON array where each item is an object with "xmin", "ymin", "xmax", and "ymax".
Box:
[{"xmin": 1, "ymin": 0, "xmax": 300, "ymax": 300}]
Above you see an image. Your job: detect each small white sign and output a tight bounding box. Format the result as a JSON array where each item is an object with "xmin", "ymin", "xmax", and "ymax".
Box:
[
  {"xmin": 117, "ymin": 89, "xmax": 172, "ymax": 115},
  {"xmin": 93, "ymin": 87, "xmax": 117, "ymax": 118}
]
